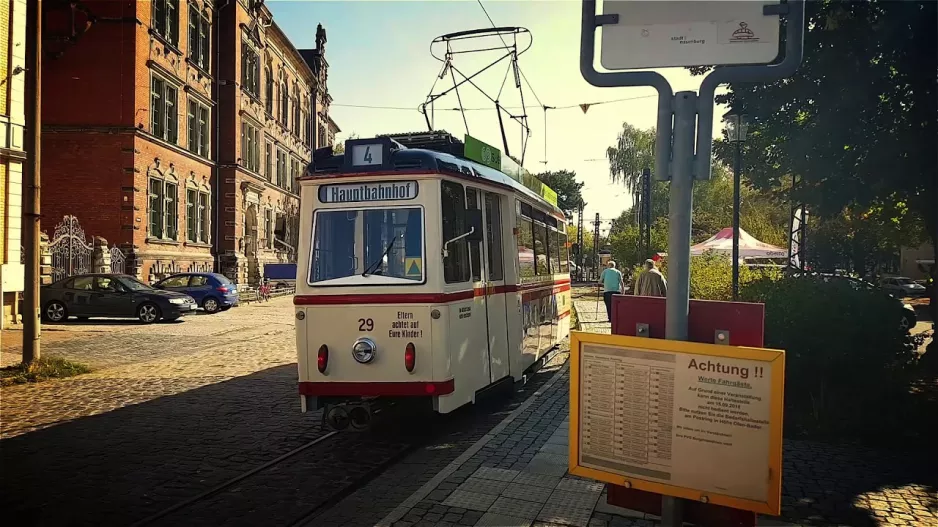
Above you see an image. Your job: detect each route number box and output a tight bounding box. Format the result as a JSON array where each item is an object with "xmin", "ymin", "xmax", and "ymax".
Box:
[{"xmin": 569, "ymin": 332, "xmax": 785, "ymax": 515}]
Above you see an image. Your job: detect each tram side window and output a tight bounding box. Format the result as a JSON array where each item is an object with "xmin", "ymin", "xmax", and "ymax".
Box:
[
  {"xmin": 533, "ymin": 220, "xmax": 550, "ymax": 276},
  {"xmin": 517, "ymin": 208, "xmax": 535, "ymax": 279},
  {"xmin": 559, "ymin": 232, "xmax": 569, "ymax": 273},
  {"xmin": 442, "ymin": 181, "xmax": 470, "ymax": 283},
  {"xmin": 466, "ymin": 188, "xmax": 482, "ymax": 282},
  {"xmin": 484, "ymin": 192, "xmax": 504, "ymax": 281},
  {"xmin": 548, "ymin": 228, "xmax": 561, "ymax": 276}
]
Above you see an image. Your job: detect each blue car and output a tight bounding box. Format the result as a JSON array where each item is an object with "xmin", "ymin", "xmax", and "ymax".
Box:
[{"xmin": 153, "ymin": 273, "xmax": 239, "ymax": 314}]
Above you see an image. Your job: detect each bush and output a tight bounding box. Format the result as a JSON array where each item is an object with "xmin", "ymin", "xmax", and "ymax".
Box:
[
  {"xmin": 740, "ymin": 276, "xmax": 920, "ymax": 443},
  {"xmin": 656, "ymin": 251, "xmax": 782, "ymax": 301}
]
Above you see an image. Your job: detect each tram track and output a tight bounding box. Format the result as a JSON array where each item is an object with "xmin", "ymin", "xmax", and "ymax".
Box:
[{"xmin": 128, "ymin": 350, "xmax": 568, "ymax": 527}]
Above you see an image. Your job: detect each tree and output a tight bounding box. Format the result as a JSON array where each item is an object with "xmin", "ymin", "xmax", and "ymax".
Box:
[
  {"xmin": 607, "ymin": 123, "xmax": 656, "ymax": 192},
  {"xmin": 331, "ymin": 133, "xmax": 358, "ymax": 154},
  {"xmin": 700, "ymin": 1, "xmax": 937, "ymax": 315},
  {"xmin": 534, "ymin": 170, "xmax": 585, "ymax": 218}
]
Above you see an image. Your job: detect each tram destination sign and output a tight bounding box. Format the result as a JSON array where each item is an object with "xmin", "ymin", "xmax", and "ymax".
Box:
[
  {"xmin": 319, "ymin": 181, "xmax": 419, "ymax": 204},
  {"xmin": 569, "ymin": 332, "xmax": 786, "ymax": 515}
]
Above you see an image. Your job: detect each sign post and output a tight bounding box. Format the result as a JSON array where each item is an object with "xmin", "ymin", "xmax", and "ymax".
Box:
[{"xmin": 579, "ymin": 1, "xmax": 805, "ymax": 524}]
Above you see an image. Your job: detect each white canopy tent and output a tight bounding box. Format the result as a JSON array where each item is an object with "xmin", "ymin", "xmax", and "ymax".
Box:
[{"xmin": 690, "ymin": 227, "xmax": 787, "ymax": 259}]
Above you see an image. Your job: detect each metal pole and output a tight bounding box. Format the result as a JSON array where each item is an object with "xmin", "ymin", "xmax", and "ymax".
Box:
[
  {"xmin": 661, "ymin": 91, "xmax": 697, "ymax": 526},
  {"xmin": 23, "ymin": 0, "xmax": 42, "ymax": 364},
  {"xmin": 732, "ymin": 139, "xmax": 741, "ymax": 300},
  {"xmin": 643, "ymin": 167, "xmax": 652, "ymax": 259}
]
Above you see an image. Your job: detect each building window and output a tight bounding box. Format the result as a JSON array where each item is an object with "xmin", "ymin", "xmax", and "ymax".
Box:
[
  {"xmin": 153, "ymin": 0, "xmax": 179, "ymax": 45},
  {"xmin": 241, "ymin": 121, "xmax": 260, "ymax": 172},
  {"xmin": 276, "ymin": 148, "xmax": 286, "ymax": 188},
  {"xmin": 149, "ymin": 178, "xmax": 178, "ymax": 240},
  {"xmin": 186, "ymin": 188, "xmax": 210, "ymax": 243},
  {"xmin": 151, "ymin": 75, "xmax": 178, "ymax": 144},
  {"xmin": 187, "ymin": 3, "xmax": 210, "ymax": 70},
  {"xmin": 292, "ymin": 85, "xmax": 301, "ymax": 136},
  {"xmin": 241, "ymin": 40, "xmax": 260, "ymax": 97},
  {"xmin": 264, "ymin": 66, "xmax": 273, "ymax": 114},
  {"xmin": 187, "ymin": 99, "xmax": 210, "ymax": 158},
  {"xmin": 265, "ymin": 208, "xmax": 274, "ymax": 249},
  {"xmin": 306, "ymin": 110, "xmax": 314, "ymax": 149},
  {"xmin": 265, "ymin": 141, "xmax": 273, "ymax": 181},
  {"xmin": 280, "ymin": 76, "xmax": 289, "ymax": 126}
]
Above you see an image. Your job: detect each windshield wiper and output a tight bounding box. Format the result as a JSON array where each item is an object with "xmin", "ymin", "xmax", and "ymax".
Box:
[{"xmin": 362, "ymin": 233, "xmax": 404, "ymax": 277}]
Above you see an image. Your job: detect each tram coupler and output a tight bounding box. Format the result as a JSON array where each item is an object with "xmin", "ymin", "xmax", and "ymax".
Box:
[{"xmin": 323, "ymin": 400, "xmax": 378, "ymax": 432}]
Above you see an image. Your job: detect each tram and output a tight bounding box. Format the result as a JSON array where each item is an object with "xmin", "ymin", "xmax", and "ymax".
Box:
[{"xmin": 294, "ymin": 132, "xmax": 571, "ymax": 430}]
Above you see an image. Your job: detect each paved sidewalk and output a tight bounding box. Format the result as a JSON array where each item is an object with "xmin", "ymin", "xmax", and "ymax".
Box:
[
  {"xmin": 572, "ymin": 295, "xmax": 611, "ymax": 335},
  {"xmin": 373, "ymin": 358, "xmax": 937, "ymax": 527}
]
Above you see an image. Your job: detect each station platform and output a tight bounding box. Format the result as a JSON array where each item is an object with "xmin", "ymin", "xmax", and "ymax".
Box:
[{"xmin": 375, "ymin": 358, "xmax": 802, "ymax": 527}]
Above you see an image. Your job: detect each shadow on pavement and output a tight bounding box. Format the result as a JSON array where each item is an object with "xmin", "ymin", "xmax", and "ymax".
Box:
[{"xmin": 0, "ymin": 364, "xmax": 321, "ymax": 526}]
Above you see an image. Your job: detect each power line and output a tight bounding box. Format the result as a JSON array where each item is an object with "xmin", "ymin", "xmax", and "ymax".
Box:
[{"xmin": 331, "ymin": 94, "xmax": 657, "ymax": 113}]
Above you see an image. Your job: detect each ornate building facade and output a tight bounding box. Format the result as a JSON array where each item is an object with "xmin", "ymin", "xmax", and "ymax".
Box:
[{"xmin": 39, "ymin": 0, "xmax": 336, "ymax": 285}]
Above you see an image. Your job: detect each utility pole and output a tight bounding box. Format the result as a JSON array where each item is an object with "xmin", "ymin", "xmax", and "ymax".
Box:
[
  {"xmin": 592, "ymin": 212, "xmax": 600, "ymax": 280},
  {"xmin": 23, "ymin": 0, "xmax": 42, "ymax": 364},
  {"xmin": 643, "ymin": 167, "xmax": 652, "ymax": 260},
  {"xmin": 576, "ymin": 203, "xmax": 584, "ymax": 282}
]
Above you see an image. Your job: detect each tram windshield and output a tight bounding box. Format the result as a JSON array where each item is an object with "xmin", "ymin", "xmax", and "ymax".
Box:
[{"xmin": 311, "ymin": 207, "xmax": 424, "ymax": 283}]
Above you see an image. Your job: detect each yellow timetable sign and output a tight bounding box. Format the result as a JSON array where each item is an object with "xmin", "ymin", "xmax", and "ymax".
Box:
[{"xmin": 568, "ymin": 332, "xmax": 785, "ymax": 515}]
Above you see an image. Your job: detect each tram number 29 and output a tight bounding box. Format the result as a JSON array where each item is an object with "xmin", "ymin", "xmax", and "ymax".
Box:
[{"xmin": 358, "ymin": 318, "xmax": 374, "ymax": 331}]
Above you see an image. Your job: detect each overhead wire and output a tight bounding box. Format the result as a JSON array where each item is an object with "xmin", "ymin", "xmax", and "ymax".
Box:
[{"xmin": 331, "ymin": 94, "xmax": 657, "ymax": 113}]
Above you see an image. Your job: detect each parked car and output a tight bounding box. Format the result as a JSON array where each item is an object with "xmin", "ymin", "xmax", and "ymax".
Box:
[
  {"xmin": 41, "ymin": 274, "xmax": 197, "ymax": 324},
  {"xmin": 879, "ymin": 276, "xmax": 928, "ymax": 298},
  {"xmin": 796, "ymin": 273, "xmax": 917, "ymax": 332},
  {"xmin": 153, "ymin": 272, "xmax": 239, "ymax": 314}
]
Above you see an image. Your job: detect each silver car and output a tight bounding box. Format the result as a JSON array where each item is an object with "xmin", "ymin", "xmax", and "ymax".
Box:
[{"xmin": 879, "ymin": 276, "xmax": 928, "ymax": 298}]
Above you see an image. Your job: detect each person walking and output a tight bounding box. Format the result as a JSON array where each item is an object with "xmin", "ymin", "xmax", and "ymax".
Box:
[
  {"xmin": 634, "ymin": 259, "xmax": 667, "ymax": 297},
  {"xmin": 598, "ymin": 260, "xmax": 625, "ymax": 321}
]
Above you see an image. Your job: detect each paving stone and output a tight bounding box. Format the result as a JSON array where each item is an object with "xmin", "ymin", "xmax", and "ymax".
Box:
[
  {"xmin": 475, "ymin": 512, "xmax": 534, "ymax": 527},
  {"xmin": 473, "ymin": 466, "xmax": 521, "ymax": 483},
  {"xmin": 523, "ymin": 461, "xmax": 568, "ymax": 477},
  {"xmin": 531, "ymin": 452, "xmax": 568, "ymax": 466},
  {"xmin": 512, "ymin": 472, "xmax": 563, "ymax": 489},
  {"xmin": 501, "ymin": 484, "xmax": 554, "ymax": 503},
  {"xmin": 457, "ymin": 477, "xmax": 511, "ymax": 496},
  {"xmin": 537, "ymin": 502, "xmax": 594, "ymax": 527},
  {"xmin": 443, "ymin": 490, "xmax": 499, "ymax": 512},
  {"xmin": 548, "ymin": 489, "xmax": 602, "ymax": 511},
  {"xmin": 538, "ymin": 443, "xmax": 569, "ymax": 455},
  {"xmin": 555, "ymin": 478, "xmax": 605, "ymax": 495},
  {"xmin": 489, "ymin": 496, "xmax": 545, "ymax": 519}
]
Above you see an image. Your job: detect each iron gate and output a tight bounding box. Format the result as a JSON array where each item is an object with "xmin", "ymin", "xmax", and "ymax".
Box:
[{"xmin": 47, "ymin": 216, "xmax": 127, "ymax": 282}]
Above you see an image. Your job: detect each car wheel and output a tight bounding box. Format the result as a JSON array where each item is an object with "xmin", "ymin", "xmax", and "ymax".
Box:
[
  {"xmin": 137, "ymin": 303, "xmax": 161, "ymax": 324},
  {"xmin": 899, "ymin": 312, "xmax": 915, "ymax": 333},
  {"xmin": 43, "ymin": 301, "xmax": 68, "ymax": 323},
  {"xmin": 203, "ymin": 296, "xmax": 220, "ymax": 314}
]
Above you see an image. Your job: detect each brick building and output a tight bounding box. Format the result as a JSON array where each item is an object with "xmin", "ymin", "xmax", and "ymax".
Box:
[
  {"xmin": 216, "ymin": 1, "xmax": 333, "ymax": 284},
  {"xmin": 0, "ymin": 0, "xmax": 27, "ymax": 326},
  {"xmin": 40, "ymin": 0, "xmax": 336, "ymax": 285}
]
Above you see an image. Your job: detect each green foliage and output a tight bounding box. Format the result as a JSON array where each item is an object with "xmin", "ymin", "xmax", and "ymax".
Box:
[
  {"xmin": 656, "ymin": 251, "xmax": 781, "ymax": 301},
  {"xmin": 606, "ymin": 123, "xmax": 656, "ymax": 193},
  {"xmin": 705, "ymin": 0, "xmax": 936, "ymax": 266},
  {"xmin": 534, "ymin": 170, "xmax": 585, "ymax": 218},
  {"xmin": 740, "ymin": 276, "xmax": 921, "ymax": 443},
  {"xmin": 1, "ymin": 357, "xmax": 92, "ymax": 386}
]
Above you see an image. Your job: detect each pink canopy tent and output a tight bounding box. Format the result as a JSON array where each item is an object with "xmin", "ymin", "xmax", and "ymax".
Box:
[{"xmin": 690, "ymin": 227, "xmax": 787, "ymax": 259}]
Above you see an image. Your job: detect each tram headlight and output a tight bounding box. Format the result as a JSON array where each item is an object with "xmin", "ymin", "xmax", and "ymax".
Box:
[{"xmin": 352, "ymin": 337, "xmax": 377, "ymax": 364}]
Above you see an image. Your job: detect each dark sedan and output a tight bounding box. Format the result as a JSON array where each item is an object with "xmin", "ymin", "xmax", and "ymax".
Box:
[{"xmin": 41, "ymin": 274, "xmax": 198, "ymax": 324}]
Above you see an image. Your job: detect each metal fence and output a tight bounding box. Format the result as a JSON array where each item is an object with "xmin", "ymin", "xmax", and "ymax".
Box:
[{"xmin": 47, "ymin": 215, "xmax": 126, "ymax": 282}]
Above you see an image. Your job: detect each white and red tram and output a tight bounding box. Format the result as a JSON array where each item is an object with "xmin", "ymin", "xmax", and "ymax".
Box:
[{"xmin": 294, "ymin": 133, "xmax": 571, "ymax": 430}]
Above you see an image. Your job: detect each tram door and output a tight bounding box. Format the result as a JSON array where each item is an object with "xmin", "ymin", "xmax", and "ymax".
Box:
[
  {"xmin": 467, "ymin": 189, "xmax": 510, "ymax": 383},
  {"xmin": 482, "ymin": 192, "xmax": 510, "ymax": 381}
]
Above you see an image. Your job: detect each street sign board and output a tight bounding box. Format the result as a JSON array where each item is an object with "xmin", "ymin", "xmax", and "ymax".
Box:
[
  {"xmin": 600, "ymin": 1, "xmax": 782, "ymax": 70},
  {"xmin": 569, "ymin": 331, "xmax": 785, "ymax": 515}
]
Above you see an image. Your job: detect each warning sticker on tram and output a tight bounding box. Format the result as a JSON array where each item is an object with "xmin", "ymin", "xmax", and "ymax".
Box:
[{"xmin": 405, "ymin": 258, "xmax": 422, "ymax": 278}]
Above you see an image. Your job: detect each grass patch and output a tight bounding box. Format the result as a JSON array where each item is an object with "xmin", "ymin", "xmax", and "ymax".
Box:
[{"xmin": 1, "ymin": 357, "xmax": 92, "ymax": 387}]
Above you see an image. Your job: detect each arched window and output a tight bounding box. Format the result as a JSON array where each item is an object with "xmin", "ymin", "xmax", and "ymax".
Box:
[
  {"xmin": 264, "ymin": 65, "xmax": 273, "ymax": 115},
  {"xmin": 280, "ymin": 71, "xmax": 289, "ymax": 126}
]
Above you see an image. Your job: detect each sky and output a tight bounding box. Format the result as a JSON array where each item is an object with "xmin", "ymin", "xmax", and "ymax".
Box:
[{"xmin": 270, "ymin": 0, "xmax": 728, "ymax": 236}]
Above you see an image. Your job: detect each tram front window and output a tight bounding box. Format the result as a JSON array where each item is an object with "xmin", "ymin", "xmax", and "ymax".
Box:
[{"xmin": 311, "ymin": 207, "xmax": 424, "ymax": 283}]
